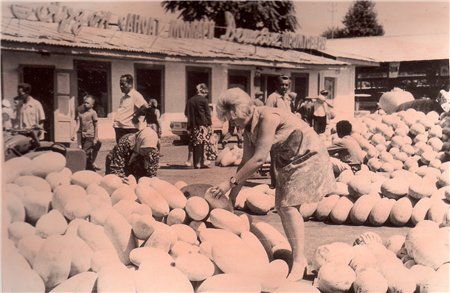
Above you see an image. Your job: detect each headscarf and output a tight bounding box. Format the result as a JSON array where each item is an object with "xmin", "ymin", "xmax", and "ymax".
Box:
[{"xmin": 134, "ymin": 127, "xmax": 158, "ymax": 153}]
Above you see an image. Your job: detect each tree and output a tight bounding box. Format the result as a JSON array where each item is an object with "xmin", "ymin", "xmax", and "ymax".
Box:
[
  {"xmin": 321, "ymin": 26, "xmax": 347, "ymax": 39},
  {"xmin": 322, "ymin": 0, "xmax": 384, "ymax": 39},
  {"xmin": 161, "ymin": 0, "xmax": 298, "ymax": 36}
]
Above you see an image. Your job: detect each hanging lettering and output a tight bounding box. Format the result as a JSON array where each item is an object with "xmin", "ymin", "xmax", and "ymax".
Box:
[
  {"xmin": 168, "ymin": 20, "xmax": 215, "ymax": 39},
  {"xmin": 221, "ymin": 11, "xmax": 326, "ymax": 50},
  {"xmin": 118, "ymin": 14, "xmax": 159, "ymax": 36},
  {"xmin": 10, "ymin": 3, "xmax": 111, "ymax": 36}
]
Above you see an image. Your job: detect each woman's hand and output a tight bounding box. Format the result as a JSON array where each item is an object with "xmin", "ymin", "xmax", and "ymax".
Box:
[{"xmin": 210, "ymin": 180, "xmax": 232, "ymax": 198}]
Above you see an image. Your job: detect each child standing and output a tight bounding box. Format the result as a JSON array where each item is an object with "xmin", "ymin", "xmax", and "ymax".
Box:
[{"xmin": 71, "ymin": 95, "xmax": 102, "ymax": 171}]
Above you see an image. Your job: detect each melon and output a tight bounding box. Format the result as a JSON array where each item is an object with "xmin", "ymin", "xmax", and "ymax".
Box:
[
  {"xmin": 317, "ymin": 263, "xmax": 356, "ymax": 293},
  {"xmin": 348, "ymin": 175, "xmax": 372, "ymax": 198},
  {"xmin": 166, "ymin": 208, "xmax": 187, "ymax": 226},
  {"xmin": 380, "ymin": 178, "xmax": 409, "ymax": 199},
  {"xmin": 148, "ymin": 177, "xmax": 187, "ymax": 209},
  {"xmin": 197, "ymin": 273, "xmax": 261, "ymax": 293},
  {"xmin": 174, "ymin": 253, "xmax": 215, "ymax": 281},
  {"xmin": 299, "ymin": 202, "xmax": 318, "ymax": 220},
  {"xmin": 185, "ymin": 196, "xmax": 209, "ymax": 221},
  {"xmin": 71, "ymin": 170, "xmax": 102, "ymax": 188},
  {"xmin": 389, "ymin": 197, "xmax": 413, "ymax": 226},
  {"xmin": 352, "ymin": 268, "xmax": 388, "ymax": 293},
  {"xmin": 246, "ymin": 192, "xmax": 275, "ymax": 215},
  {"xmin": 30, "ymin": 152, "xmax": 66, "ymax": 178},
  {"xmin": 312, "ymin": 242, "xmax": 354, "ymax": 272},
  {"xmin": 135, "ymin": 184, "xmax": 170, "ymax": 218},
  {"xmin": 329, "ymin": 196, "xmax": 353, "ymax": 224},
  {"xmin": 208, "ymin": 208, "xmax": 244, "ymax": 235},
  {"xmin": 411, "ymin": 197, "xmax": 432, "ymax": 225},
  {"xmin": 350, "ymin": 194, "xmax": 381, "ymax": 225},
  {"xmin": 315, "ymin": 194, "xmax": 340, "ymax": 221},
  {"xmin": 369, "ymin": 197, "xmax": 395, "ymax": 227},
  {"xmin": 99, "ymin": 174, "xmax": 123, "ymax": 195}
]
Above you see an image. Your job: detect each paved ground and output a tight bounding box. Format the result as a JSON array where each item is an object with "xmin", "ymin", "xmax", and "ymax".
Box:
[{"xmin": 95, "ymin": 138, "xmax": 411, "ymax": 274}]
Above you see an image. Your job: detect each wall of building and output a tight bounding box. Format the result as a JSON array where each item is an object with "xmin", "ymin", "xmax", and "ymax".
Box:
[{"xmin": 2, "ymin": 50, "xmax": 356, "ymax": 142}]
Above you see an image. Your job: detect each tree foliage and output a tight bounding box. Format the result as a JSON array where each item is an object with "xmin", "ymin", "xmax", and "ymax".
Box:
[
  {"xmin": 322, "ymin": 0, "xmax": 384, "ymax": 39},
  {"xmin": 161, "ymin": 0, "xmax": 298, "ymax": 35}
]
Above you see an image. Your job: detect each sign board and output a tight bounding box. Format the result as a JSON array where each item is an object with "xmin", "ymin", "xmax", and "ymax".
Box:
[{"xmin": 220, "ymin": 11, "xmax": 326, "ymax": 50}]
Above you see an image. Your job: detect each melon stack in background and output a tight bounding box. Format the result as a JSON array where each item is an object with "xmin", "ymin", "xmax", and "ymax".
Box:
[
  {"xmin": 312, "ymin": 221, "xmax": 449, "ymax": 293},
  {"xmin": 3, "ymin": 152, "xmax": 323, "ymax": 292},
  {"xmin": 298, "ymin": 109, "xmax": 450, "ymax": 227}
]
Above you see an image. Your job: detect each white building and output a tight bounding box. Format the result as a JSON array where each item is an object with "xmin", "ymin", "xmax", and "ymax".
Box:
[{"xmin": 1, "ymin": 3, "xmax": 369, "ymax": 142}]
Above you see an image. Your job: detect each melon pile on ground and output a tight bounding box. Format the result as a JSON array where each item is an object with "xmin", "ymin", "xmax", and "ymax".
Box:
[
  {"xmin": 300, "ymin": 109, "xmax": 450, "ymax": 227},
  {"xmin": 215, "ymin": 145, "xmax": 243, "ymax": 166},
  {"xmin": 3, "ymin": 152, "xmax": 322, "ymax": 292},
  {"xmin": 312, "ymin": 220, "xmax": 449, "ymax": 293}
]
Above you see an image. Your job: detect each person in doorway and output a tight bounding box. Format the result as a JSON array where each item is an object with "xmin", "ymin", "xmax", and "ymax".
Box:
[
  {"xmin": 297, "ymin": 96, "xmax": 315, "ymax": 127},
  {"xmin": 113, "ymin": 74, "xmax": 149, "ymax": 143},
  {"xmin": 2, "ymin": 99, "xmax": 15, "ymax": 129},
  {"xmin": 437, "ymin": 84, "xmax": 449, "ymax": 112},
  {"xmin": 211, "ymin": 87, "xmax": 336, "ymax": 281},
  {"xmin": 15, "ymin": 83, "xmax": 46, "ymax": 139},
  {"xmin": 313, "ymin": 89, "xmax": 334, "ymax": 134},
  {"xmin": 185, "ymin": 83, "xmax": 212, "ymax": 169},
  {"xmin": 253, "ymin": 90, "xmax": 265, "ymax": 106},
  {"xmin": 144, "ymin": 98, "xmax": 161, "ymax": 137},
  {"xmin": 105, "ymin": 127, "xmax": 159, "ymax": 181},
  {"xmin": 265, "ymin": 74, "xmax": 295, "ymax": 113},
  {"xmin": 71, "ymin": 95, "xmax": 102, "ymax": 171}
]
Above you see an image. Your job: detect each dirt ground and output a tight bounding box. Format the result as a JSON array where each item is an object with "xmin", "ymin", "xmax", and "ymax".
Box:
[{"xmin": 95, "ymin": 140, "xmax": 411, "ymax": 274}]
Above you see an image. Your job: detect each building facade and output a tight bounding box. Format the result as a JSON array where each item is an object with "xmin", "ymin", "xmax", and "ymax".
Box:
[{"xmin": 1, "ymin": 3, "xmax": 359, "ymax": 142}]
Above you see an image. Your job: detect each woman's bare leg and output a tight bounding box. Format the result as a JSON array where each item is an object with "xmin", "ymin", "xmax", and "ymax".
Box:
[{"xmin": 278, "ymin": 206, "xmax": 307, "ymax": 281}]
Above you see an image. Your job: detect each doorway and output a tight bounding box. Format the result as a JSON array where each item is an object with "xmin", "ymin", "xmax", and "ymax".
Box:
[
  {"xmin": 135, "ymin": 65, "xmax": 165, "ymax": 112},
  {"xmin": 75, "ymin": 60, "xmax": 111, "ymax": 118},
  {"xmin": 292, "ymin": 73, "xmax": 309, "ymax": 107},
  {"xmin": 21, "ymin": 66, "xmax": 55, "ymax": 141},
  {"xmin": 260, "ymin": 74, "xmax": 280, "ymax": 102},
  {"xmin": 228, "ymin": 70, "xmax": 250, "ymax": 93},
  {"xmin": 186, "ymin": 67, "xmax": 211, "ymax": 102}
]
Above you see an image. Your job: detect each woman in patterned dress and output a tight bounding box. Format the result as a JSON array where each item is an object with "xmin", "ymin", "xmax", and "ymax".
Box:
[
  {"xmin": 105, "ymin": 127, "xmax": 159, "ymax": 180},
  {"xmin": 210, "ymin": 87, "xmax": 336, "ymax": 281},
  {"xmin": 185, "ymin": 83, "xmax": 213, "ymax": 168}
]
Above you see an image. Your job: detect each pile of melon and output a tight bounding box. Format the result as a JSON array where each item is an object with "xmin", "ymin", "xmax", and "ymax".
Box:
[
  {"xmin": 302, "ymin": 109, "xmax": 450, "ymax": 227},
  {"xmin": 312, "ymin": 220, "xmax": 449, "ymax": 293},
  {"xmin": 347, "ymin": 109, "xmax": 449, "ymax": 173},
  {"xmin": 215, "ymin": 145, "xmax": 243, "ymax": 167},
  {"xmin": 3, "ymin": 152, "xmax": 320, "ymax": 292}
]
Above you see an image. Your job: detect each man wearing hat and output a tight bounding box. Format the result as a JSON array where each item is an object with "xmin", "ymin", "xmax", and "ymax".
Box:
[{"xmin": 313, "ymin": 89, "xmax": 334, "ymax": 134}]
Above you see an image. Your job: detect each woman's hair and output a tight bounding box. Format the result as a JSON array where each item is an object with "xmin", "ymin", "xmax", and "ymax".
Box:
[
  {"xmin": 196, "ymin": 83, "xmax": 209, "ymax": 95},
  {"xmin": 336, "ymin": 120, "xmax": 352, "ymax": 138},
  {"xmin": 149, "ymin": 99, "xmax": 158, "ymax": 107},
  {"xmin": 216, "ymin": 87, "xmax": 254, "ymax": 121}
]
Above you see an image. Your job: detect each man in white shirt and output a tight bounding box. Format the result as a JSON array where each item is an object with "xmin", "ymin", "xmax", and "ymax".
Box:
[
  {"xmin": 15, "ymin": 83, "xmax": 46, "ymax": 139},
  {"xmin": 113, "ymin": 74, "xmax": 149, "ymax": 143},
  {"xmin": 313, "ymin": 89, "xmax": 334, "ymax": 134},
  {"xmin": 265, "ymin": 75, "xmax": 295, "ymax": 113}
]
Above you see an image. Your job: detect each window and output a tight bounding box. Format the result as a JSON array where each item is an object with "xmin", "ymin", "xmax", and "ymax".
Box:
[
  {"xmin": 228, "ymin": 70, "xmax": 250, "ymax": 93},
  {"xmin": 75, "ymin": 60, "xmax": 111, "ymax": 118},
  {"xmin": 324, "ymin": 77, "xmax": 336, "ymax": 100},
  {"xmin": 135, "ymin": 65, "xmax": 165, "ymax": 112},
  {"xmin": 186, "ymin": 67, "xmax": 211, "ymax": 102}
]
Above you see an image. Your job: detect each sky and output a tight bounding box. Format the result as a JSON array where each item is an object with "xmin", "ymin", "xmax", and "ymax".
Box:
[{"xmin": 2, "ymin": 1, "xmax": 449, "ymax": 37}]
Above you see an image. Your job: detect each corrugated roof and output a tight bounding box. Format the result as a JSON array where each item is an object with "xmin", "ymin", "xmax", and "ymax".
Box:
[
  {"xmin": 1, "ymin": 17, "xmax": 347, "ymax": 67},
  {"xmin": 322, "ymin": 34, "xmax": 449, "ymax": 62}
]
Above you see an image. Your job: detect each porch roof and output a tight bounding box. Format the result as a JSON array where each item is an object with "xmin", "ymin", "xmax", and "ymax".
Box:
[{"xmin": 1, "ymin": 16, "xmax": 347, "ymax": 68}]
